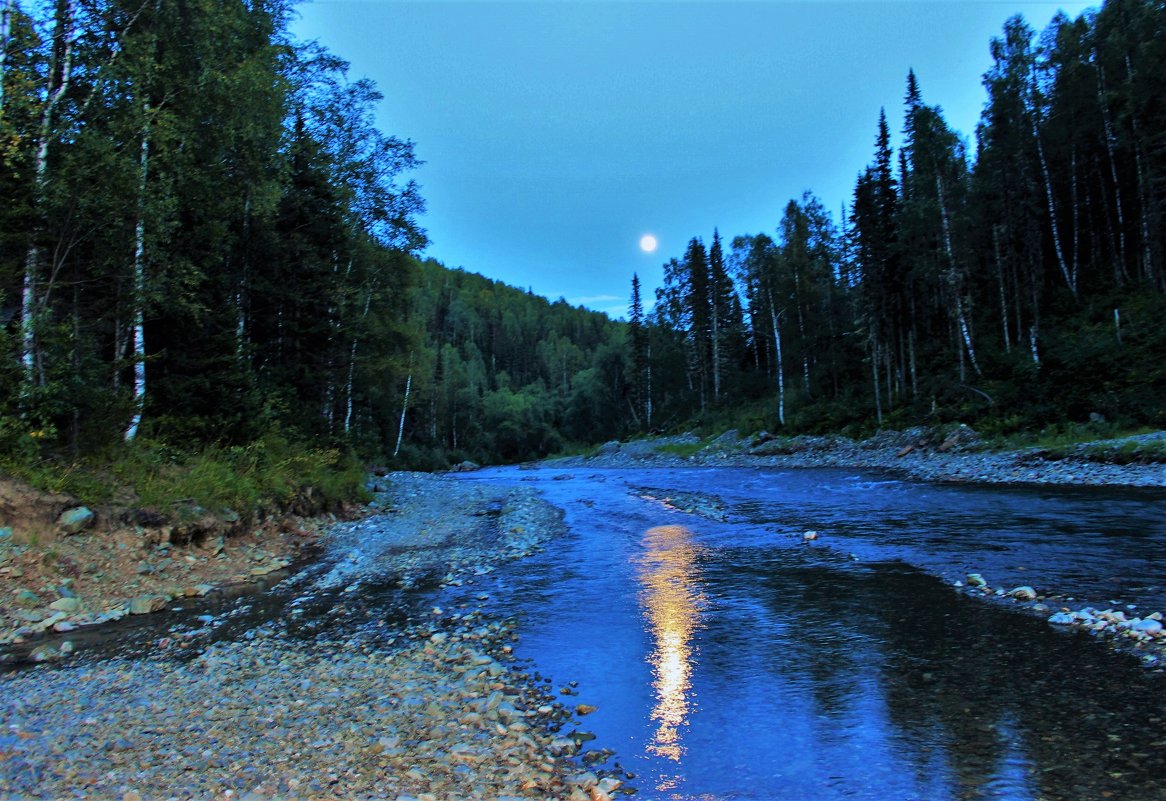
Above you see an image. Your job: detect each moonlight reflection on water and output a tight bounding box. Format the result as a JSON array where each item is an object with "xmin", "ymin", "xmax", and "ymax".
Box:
[{"xmin": 637, "ymin": 525, "xmax": 706, "ymax": 789}]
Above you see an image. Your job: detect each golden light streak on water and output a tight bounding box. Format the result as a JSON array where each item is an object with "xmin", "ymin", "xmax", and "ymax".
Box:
[{"xmin": 637, "ymin": 524, "xmax": 705, "ymax": 783}]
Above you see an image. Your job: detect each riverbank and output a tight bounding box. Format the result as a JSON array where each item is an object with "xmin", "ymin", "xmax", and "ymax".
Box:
[
  {"xmin": 0, "ymin": 475, "xmax": 351, "ymax": 656},
  {"xmin": 1, "ymin": 473, "xmax": 626, "ymax": 800},
  {"xmin": 548, "ymin": 427, "xmax": 1166, "ymax": 488}
]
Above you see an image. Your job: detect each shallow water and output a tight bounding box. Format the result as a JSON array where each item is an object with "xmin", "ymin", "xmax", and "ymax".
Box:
[{"xmin": 454, "ymin": 466, "xmax": 1166, "ymax": 801}]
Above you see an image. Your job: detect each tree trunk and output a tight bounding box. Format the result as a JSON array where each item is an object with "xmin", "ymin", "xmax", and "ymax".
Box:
[
  {"xmin": 1126, "ymin": 56, "xmax": 1156, "ymax": 287},
  {"xmin": 935, "ymin": 173, "xmax": 981, "ymax": 377},
  {"xmin": 21, "ymin": 0, "xmax": 76, "ymax": 385},
  {"xmin": 870, "ymin": 338, "xmax": 882, "ymax": 426},
  {"xmin": 992, "ymin": 225, "xmax": 1011, "ymax": 353},
  {"xmin": 1030, "ymin": 66, "xmax": 1076, "ymax": 298},
  {"xmin": 124, "ymin": 109, "xmax": 151, "ymax": 441},
  {"xmin": 343, "ymin": 289, "xmax": 372, "ymax": 435},
  {"xmin": 1097, "ymin": 64, "xmax": 1128, "ymax": 286},
  {"xmin": 767, "ymin": 290, "xmax": 784, "ymax": 427},
  {"xmin": 646, "ymin": 338, "xmax": 653, "ymax": 429},
  {"xmin": 0, "ymin": 0, "xmax": 11, "ymax": 120},
  {"xmin": 711, "ymin": 305, "xmax": 720, "ymax": 403},
  {"xmin": 393, "ymin": 364, "xmax": 413, "ymax": 459}
]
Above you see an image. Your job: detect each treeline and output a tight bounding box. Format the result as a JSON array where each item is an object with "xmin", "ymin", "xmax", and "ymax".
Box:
[
  {"xmin": 397, "ymin": 260, "xmax": 628, "ymax": 466},
  {"xmin": 1, "ymin": 0, "xmax": 425, "ymax": 454},
  {"xmin": 633, "ymin": 0, "xmax": 1166, "ymax": 438}
]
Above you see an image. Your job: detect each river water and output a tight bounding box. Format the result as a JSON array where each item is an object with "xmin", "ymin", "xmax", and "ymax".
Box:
[{"xmin": 451, "ymin": 465, "xmax": 1166, "ymax": 801}]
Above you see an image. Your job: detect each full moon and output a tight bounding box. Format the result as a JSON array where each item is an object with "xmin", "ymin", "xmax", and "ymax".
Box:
[{"xmin": 639, "ymin": 234, "xmax": 658, "ymax": 253}]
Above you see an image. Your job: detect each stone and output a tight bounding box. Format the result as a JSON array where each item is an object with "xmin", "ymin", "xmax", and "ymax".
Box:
[
  {"xmin": 128, "ymin": 595, "xmax": 167, "ymax": 615},
  {"xmin": 0, "ymin": 526, "xmax": 12, "ymax": 541},
  {"xmin": 575, "ymin": 703, "xmax": 598, "ymax": 716},
  {"xmin": 1009, "ymin": 586, "xmax": 1037, "ymax": 601},
  {"xmin": 596, "ymin": 440, "xmax": 621, "ymax": 456},
  {"xmin": 1048, "ymin": 612, "xmax": 1076, "ymax": 625},
  {"xmin": 966, "ymin": 573, "xmax": 987, "ymax": 587},
  {"xmin": 57, "ymin": 506, "xmax": 95, "ymax": 535},
  {"xmin": 15, "ymin": 589, "xmax": 40, "ymax": 608},
  {"xmin": 30, "ymin": 643, "xmax": 62, "ymax": 662},
  {"xmin": 1132, "ymin": 619, "xmax": 1164, "ymax": 635},
  {"xmin": 49, "ymin": 597, "xmax": 81, "ymax": 613}
]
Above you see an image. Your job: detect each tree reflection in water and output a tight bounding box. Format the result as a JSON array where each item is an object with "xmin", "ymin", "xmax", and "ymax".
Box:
[{"xmin": 636, "ymin": 524, "xmax": 707, "ymax": 790}]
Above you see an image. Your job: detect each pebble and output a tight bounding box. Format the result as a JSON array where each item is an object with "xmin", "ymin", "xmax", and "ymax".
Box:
[{"xmin": 0, "ymin": 471, "xmax": 596, "ymax": 801}]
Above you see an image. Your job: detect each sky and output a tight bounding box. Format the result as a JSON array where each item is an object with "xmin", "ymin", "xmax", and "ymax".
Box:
[{"xmin": 292, "ymin": 0, "xmax": 1096, "ymax": 319}]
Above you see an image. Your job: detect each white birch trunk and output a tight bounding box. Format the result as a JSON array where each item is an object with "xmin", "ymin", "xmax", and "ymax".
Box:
[
  {"xmin": 870, "ymin": 338, "xmax": 882, "ymax": 426},
  {"xmin": 1030, "ymin": 65, "xmax": 1076, "ymax": 297},
  {"xmin": 935, "ymin": 174, "xmax": 981, "ymax": 377},
  {"xmin": 393, "ymin": 368, "xmax": 413, "ymax": 459},
  {"xmin": 21, "ymin": 0, "xmax": 75, "ymax": 384},
  {"xmin": 767, "ymin": 290, "xmax": 784, "ymax": 427},
  {"xmin": 343, "ymin": 290, "xmax": 372, "ymax": 435},
  {"xmin": 124, "ymin": 110, "xmax": 151, "ymax": 441}
]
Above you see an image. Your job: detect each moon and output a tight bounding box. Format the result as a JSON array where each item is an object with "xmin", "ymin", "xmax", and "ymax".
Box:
[{"xmin": 640, "ymin": 234, "xmax": 658, "ymax": 253}]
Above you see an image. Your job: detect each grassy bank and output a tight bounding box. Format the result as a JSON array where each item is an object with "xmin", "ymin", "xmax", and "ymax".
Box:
[{"xmin": 0, "ymin": 430, "xmax": 369, "ymax": 526}]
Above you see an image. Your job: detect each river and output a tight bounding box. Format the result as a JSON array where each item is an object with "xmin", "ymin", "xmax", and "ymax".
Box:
[{"xmin": 449, "ymin": 465, "xmax": 1166, "ymax": 801}]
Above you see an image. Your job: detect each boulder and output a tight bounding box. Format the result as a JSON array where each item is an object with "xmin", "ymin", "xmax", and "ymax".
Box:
[
  {"xmin": 128, "ymin": 595, "xmax": 168, "ymax": 615},
  {"xmin": 1131, "ymin": 618, "xmax": 1163, "ymax": 635},
  {"xmin": 57, "ymin": 506, "xmax": 95, "ymax": 535},
  {"xmin": 966, "ymin": 573, "xmax": 987, "ymax": 587},
  {"xmin": 596, "ymin": 440, "xmax": 621, "ymax": 456},
  {"xmin": 49, "ymin": 597, "xmax": 81, "ymax": 613},
  {"xmin": 1008, "ymin": 586, "xmax": 1037, "ymax": 601}
]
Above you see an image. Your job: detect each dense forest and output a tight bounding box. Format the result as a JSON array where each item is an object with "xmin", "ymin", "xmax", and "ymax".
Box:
[
  {"xmin": 1, "ymin": 0, "xmax": 1165, "ymax": 473},
  {"xmin": 639, "ymin": 1, "xmax": 1166, "ymax": 440}
]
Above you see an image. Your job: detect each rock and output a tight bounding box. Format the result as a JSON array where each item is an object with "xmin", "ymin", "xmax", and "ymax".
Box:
[
  {"xmin": 128, "ymin": 595, "xmax": 167, "ymax": 615},
  {"xmin": 966, "ymin": 573, "xmax": 987, "ymax": 587},
  {"xmin": 1048, "ymin": 612, "xmax": 1076, "ymax": 625},
  {"xmin": 1009, "ymin": 586, "xmax": 1037, "ymax": 601},
  {"xmin": 449, "ymin": 460, "xmax": 481, "ymax": 473},
  {"xmin": 30, "ymin": 643, "xmax": 62, "ymax": 662},
  {"xmin": 575, "ymin": 703, "xmax": 598, "ymax": 716},
  {"xmin": 1132, "ymin": 619, "xmax": 1164, "ymax": 634},
  {"xmin": 596, "ymin": 440, "xmax": 621, "ymax": 456},
  {"xmin": 49, "ymin": 597, "xmax": 81, "ymax": 613},
  {"xmin": 14, "ymin": 589, "xmax": 40, "ymax": 608},
  {"xmin": 0, "ymin": 526, "xmax": 12, "ymax": 541},
  {"xmin": 57, "ymin": 506, "xmax": 95, "ymax": 535}
]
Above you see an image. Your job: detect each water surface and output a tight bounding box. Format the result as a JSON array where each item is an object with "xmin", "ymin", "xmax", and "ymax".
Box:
[{"xmin": 455, "ymin": 466, "xmax": 1166, "ymax": 801}]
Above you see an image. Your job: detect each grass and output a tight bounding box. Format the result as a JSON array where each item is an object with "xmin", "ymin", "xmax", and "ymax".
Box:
[
  {"xmin": 0, "ymin": 431, "xmax": 370, "ymax": 518},
  {"xmin": 656, "ymin": 438, "xmax": 712, "ymax": 458}
]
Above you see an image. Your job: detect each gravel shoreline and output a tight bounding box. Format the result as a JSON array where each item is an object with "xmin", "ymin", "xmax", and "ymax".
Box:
[
  {"xmin": 1, "ymin": 473, "xmax": 625, "ymax": 801},
  {"xmin": 548, "ymin": 429, "xmax": 1166, "ymax": 488}
]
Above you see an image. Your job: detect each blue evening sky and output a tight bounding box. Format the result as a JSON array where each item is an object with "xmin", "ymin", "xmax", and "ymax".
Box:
[{"xmin": 293, "ymin": 1, "xmax": 1094, "ymax": 318}]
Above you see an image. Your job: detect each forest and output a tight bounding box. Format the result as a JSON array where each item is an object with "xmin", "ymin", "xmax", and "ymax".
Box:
[
  {"xmin": 1, "ymin": 0, "xmax": 1165, "ymax": 475},
  {"xmin": 638, "ymin": 0, "xmax": 1166, "ymax": 441}
]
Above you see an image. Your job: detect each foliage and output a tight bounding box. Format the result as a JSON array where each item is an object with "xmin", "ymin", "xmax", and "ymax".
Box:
[
  {"xmin": 623, "ymin": 0, "xmax": 1166, "ymax": 444},
  {"xmin": 0, "ymin": 432, "xmax": 368, "ymax": 514}
]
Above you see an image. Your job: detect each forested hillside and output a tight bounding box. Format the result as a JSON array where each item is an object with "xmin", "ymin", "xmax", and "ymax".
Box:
[
  {"xmin": 638, "ymin": 1, "xmax": 1166, "ymax": 439},
  {"xmin": 2, "ymin": 0, "xmax": 1165, "ymax": 476}
]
